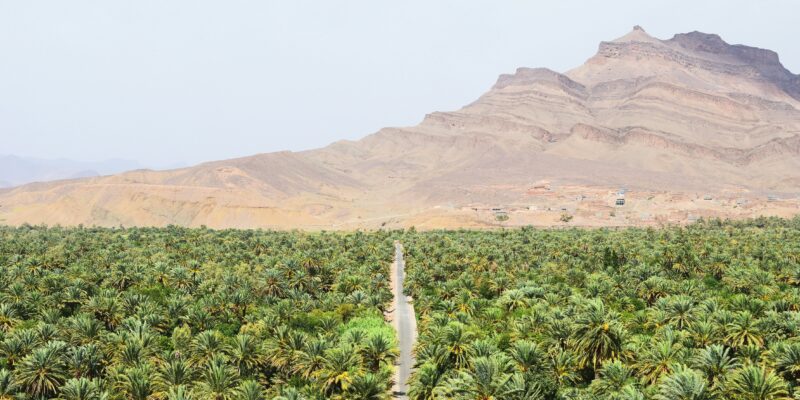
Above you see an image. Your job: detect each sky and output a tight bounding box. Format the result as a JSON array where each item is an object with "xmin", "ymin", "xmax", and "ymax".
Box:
[{"xmin": 1, "ymin": 1, "xmax": 798, "ymax": 168}]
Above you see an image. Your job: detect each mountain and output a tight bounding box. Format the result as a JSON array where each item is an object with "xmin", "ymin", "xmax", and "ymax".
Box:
[
  {"xmin": 2, "ymin": 27, "xmax": 799, "ymax": 229},
  {"xmin": 0, "ymin": 156, "xmax": 143, "ymax": 188}
]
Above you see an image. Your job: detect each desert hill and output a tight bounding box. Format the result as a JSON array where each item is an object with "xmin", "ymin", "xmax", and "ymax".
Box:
[{"xmin": 2, "ymin": 27, "xmax": 799, "ymax": 229}]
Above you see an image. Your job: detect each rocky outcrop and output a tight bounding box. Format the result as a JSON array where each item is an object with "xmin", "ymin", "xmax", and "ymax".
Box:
[{"xmin": 668, "ymin": 31, "xmax": 800, "ymax": 100}]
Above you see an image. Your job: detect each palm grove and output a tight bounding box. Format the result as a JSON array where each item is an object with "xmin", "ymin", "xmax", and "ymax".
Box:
[
  {"xmin": 0, "ymin": 226, "xmax": 399, "ymax": 399},
  {"xmin": 401, "ymin": 218, "xmax": 800, "ymax": 399},
  {"xmin": 3, "ymin": 218, "xmax": 800, "ymax": 399}
]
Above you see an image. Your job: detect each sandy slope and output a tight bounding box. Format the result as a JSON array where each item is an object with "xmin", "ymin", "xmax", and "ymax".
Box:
[{"xmin": 1, "ymin": 26, "xmax": 800, "ymax": 229}]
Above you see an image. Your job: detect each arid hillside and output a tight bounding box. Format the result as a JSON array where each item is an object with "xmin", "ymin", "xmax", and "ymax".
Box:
[{"xmin": 2, "ymin": 27, "xmax": 799, "ymax": 229}]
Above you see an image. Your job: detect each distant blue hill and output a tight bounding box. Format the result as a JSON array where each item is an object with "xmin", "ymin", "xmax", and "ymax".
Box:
[{"xmin": 0, "ymin": 155, "xmax": 143, "ymax": 188}]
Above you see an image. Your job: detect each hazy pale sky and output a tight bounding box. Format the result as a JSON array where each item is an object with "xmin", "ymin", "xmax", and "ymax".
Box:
[{"xmin": 1, "ymin": 1, "xmax": 798, "ymax": 167}]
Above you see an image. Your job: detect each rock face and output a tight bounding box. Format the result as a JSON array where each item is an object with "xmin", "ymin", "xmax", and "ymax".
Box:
[{"xmin": 2, "ymin": 27, "xmax": 800, "ymax": 228}]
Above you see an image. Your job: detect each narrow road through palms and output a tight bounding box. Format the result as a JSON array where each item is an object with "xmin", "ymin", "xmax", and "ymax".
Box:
[{"xmin": 391, "ymin": 242, "xmax": 416, "ymax": 399}]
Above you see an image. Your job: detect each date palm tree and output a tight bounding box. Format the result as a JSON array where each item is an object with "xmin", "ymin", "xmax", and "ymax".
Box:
[
  {"xmin": 691, "ymin": 344, "xmax": 739, "ymax": 393},
  {"xmin": 359, "ymin": 334, "xmax": 398, "ymax": 372},
  {"xmin": 120, "ymin": 364, "xmax": 155, "ymax": 400},
  {"xmin": 588, "ymin": 360, "xmax": 638, "ymax": 399},
  {"xmin": 229, "ymin": 334, "xmax": 265, "ymax": 378},
  {"xmin": 507, "ymin": 340, "xmax": 545, "ymax": 374},
  {"xmin": 235, "ymin": 380, "xmax": 264, "ymax": 400},
  {"xmin": 436, "ymin": 355, "xmax": 525, "ymax": 400},
  {"xmin": 57, "ymin": 377, "xmax": 107, "ymax": 400},
  {"xmin": 84, "ymin": 292, "xmax": 123, "ymax": 331},
  {"xmin": 770, "ymin": 342, "xmax": 800, "ymax": 382},
  {"xmin": 316, "ymin": 345, "xmax": 363, "ymax": 395},
  {"xmin": 0, "ymin": 336, "xmax": 26, "ymax": 369},
  {"xmin": 191, "ymin": 330, "xmax": 231, "ymax": 367},
  {"xmin": 293, "ymin": 337, "xmax": 329, "ymax": 380},
  {"xmin": 571, "ymin": 300, "xmax": 627, "ymax": 372},
  {"xmin": 272, "ymin": 387, "xmax": 306, "ymax": 400},
  {"xmin": 67, "ymin": 344, "xmax": 105, "ymax": 379},
  {"xmin": 347, "ymin": 372, "xmax": 388, "ymax": 400},
  {"xmin": 66, "ymin": 314, "xmax": 106, "ymax": 347},
  {"xmin": 0, "ymin": 304, "xmax": 19, "ymax": 333},
  {"xmin": 265, "ymin": 327, "xmax": 307, "ymax": 378},
  {"xmin": 687, "ymin": 320, "xmax": 718, "ymax": 348},
  {"xmin": 194, "ymin": 355, "xmax": 239, "ymax": 400},
  {"xmin": 499, "ymin": 290, "xmax": 529, "ymax": 313},
  {"xmin": 440, "ymin": 323, "xmax": 474, "ymax": 369},
  {"xmin": 156, "ymin": 356, "xmax": 195, "ymax": 392},
  {"xmin": 635, "ymin": 331, "xmax": 686, "ymax": 385},
  {"xmin": 0, "ymin": 369, "xmax": 20, "ymax": 400},
  {"xmin": 725, "ymin": 312, "xmax": 764, "ymax": 349},
  {"xmin": 653, "ymin": 365, "xmax": 709, "ymax": 400},
  {"xmin": 167, "ymin": 385, "xmax": 193, "ymax": 400},
  {"xmin": 727, "ymin": 365, "xmax": 789, "ymax": 400},
  {"xmin": 666, "ymin": 296, "xmax": 696, "ymax": 330},
  {"xmin": 637, "ymin": 277, "xmax": 670, "ymax": 307},
  {"xmin": 408, "ymin": 363, "xmax": 444, "ymax": 400},
  {"xmin": 14, "ymin": 341, "xmax": 68, "ymax": 398},
  {"xmin": 548, "ymin": 348, "xmax": 578, "ymax": 388}
]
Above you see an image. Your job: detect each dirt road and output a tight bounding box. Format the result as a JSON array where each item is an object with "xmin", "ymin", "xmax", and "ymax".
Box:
[{"xmin": 389, "ymin": 242, "xmax": 416, "ymax": 399}]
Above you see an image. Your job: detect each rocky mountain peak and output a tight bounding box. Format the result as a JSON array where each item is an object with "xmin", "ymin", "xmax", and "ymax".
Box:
[
  {"xmin": 568, "ymin": 28, "xmax": 800, "ymax": 101},
  {"xmin": 667, "ymin": 31, "xmax": 800, "ymax": 100},
  {"xmin": 668, "ymin": 30, "xmax": 783, "ymax": 68},
  {"xmin": 610, "ymin": 25, "xmax": 661, "ymax": 44},
  {"xmin": 669, "ymin": 31, "xmax": 730, "ymax": 54}
]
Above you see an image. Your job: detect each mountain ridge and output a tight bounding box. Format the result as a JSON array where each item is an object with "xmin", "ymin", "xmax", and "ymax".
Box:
[{"xmin": 2, "ymin": 27, "xmax": 799, "ymax": 229}]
